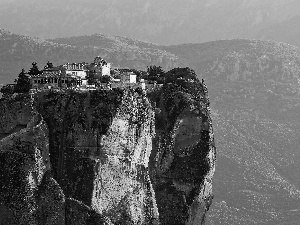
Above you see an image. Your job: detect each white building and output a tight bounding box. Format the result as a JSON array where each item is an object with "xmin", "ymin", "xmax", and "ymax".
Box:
[
  {"xmin": 30, "ymin": 67, "xmax": 83, "ymax": 89},
  {"xmin": 63, "ymin": 62, "xmax": 88, "ymax": 86},
  {"xmin": 102, "ymin": 63, "xmax": 111, "ymax": 76},
  {"xmin": 121, "ymin": 72, "xmax": 137, "ymax": 84}
]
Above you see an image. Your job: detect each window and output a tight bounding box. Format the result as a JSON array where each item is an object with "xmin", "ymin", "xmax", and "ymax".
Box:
[
  {"xmin": 34, "ymin": 80, "xmax": 37, "ymax": 84},
  {"xmin": 54, "ymin": 78, "xmax": 57, "ymax": 83}
]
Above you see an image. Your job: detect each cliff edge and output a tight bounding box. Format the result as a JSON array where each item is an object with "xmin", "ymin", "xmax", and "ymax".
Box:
[
  {"xmin": 0, "ymin": 77, "xmax": 216, "ymax": 224},
  {"xmin": 148, "ymin": 77, "xmax": 216, "ymax": 224}
]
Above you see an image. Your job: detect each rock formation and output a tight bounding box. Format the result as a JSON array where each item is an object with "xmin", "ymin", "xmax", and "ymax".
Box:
[
  {"xmin": 0, "ymin": 78, "xmax": 216, "ymax": 224},
  {"xmin": 0, "ymin": 94, "xmax": 65, "ymax": 224},
  {"xmin": 149, "ymin": 79, "xmax": 216, "ymax": 224},
  {"xmin": 34, "ymin": 88, "xmax": 158, "ymax": 225}
]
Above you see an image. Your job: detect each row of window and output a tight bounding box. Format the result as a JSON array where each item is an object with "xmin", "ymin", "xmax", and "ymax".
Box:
[
  {"xmin": 33, "ymin": 78, "xmax": 82, "ymax": 85},
  {"xmin": 65, "ymin": 65, "xmax": 86, "ymax": 70}
]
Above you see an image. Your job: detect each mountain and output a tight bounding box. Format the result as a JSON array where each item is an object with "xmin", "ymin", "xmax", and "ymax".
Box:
[
  {"xmin": 0, "ymin": 82, "xmax": 215, "ymax": 224},
  {"xmin": 256, "ymin": 15, "xmax": 300, "ymax": 48},
  {"xmin": 2, "ymin": 29, "xmax": 300, "ymax": 223},
  {"xmin": 0, "ymin": 29, "xmax": 178, "ymax": 86},
  {"xmin": 1, "ymin": 0, "xmax": 300, "ymax": 46},
  {"xmin": 176, "ymin": 39, "xmax": 300, "ymax": 224}
]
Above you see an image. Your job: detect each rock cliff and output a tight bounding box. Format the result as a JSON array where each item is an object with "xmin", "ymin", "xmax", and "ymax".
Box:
[
  {"xmin": 0, "ymin": 79, "xmax": 215, "ymax": 224},
  {"xmin": 148, "ymin": 79, "xmax": 216, "ymax": 225},
  {"xmin": 0, "ymin": 94, "xmax": 65, "ymax": 224}
]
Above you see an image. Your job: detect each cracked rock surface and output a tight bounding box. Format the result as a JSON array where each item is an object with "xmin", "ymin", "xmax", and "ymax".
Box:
[{"xmin": 0, "ymin": 81, "xmax": 216, "ymax": 225}]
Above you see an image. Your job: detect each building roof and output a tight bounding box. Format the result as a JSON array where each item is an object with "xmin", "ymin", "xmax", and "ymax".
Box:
[{"xmin": 29, "ymin": 72, "xmax": 79, "ymax": 79}]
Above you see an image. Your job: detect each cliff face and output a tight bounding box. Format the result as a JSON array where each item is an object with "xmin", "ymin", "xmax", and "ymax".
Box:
[
  {"xmin": 34, "ymin": 88, "xmax": 158, "ymax": 224},
  {"xmin": 0, "ymin": 81, "xmax": 216, "ymax": 224},
  {"xmin": 0, "ymin": 94, "xmax": 65, "ymax": 224},
  {"xmin": 149, "ymin": 80, "xmax": 216, "ymax": 225}
]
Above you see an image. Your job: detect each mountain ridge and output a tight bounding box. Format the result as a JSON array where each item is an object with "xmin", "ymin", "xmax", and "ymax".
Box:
[{"xmin": 1, "ymin": 0, "xmax": 300, "ymax": 46}]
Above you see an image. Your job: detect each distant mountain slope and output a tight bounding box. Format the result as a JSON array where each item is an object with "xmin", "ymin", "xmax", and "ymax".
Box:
[
  {"xmin": 167, "ymin": 39, "xmax": 300, "ymax": 224},
  {"xmin": 48, "ymin": 34, "xmax": 160, "ymax": 50},
  {"xmin": 256, "ymin": 15, "xmax": 300, "ymax": 48},
  {"xmin": 1, "ymin": 0, "xmax": 300, "ymax": 45},
  {"xmin": 0, "ymin": 30, "xmax": 178, "ymax": 85}
]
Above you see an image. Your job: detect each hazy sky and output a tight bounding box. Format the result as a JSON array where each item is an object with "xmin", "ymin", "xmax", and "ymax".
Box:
[{"xmin": 0, "ymin": 0, "xmax": 300, "ymax": 45}]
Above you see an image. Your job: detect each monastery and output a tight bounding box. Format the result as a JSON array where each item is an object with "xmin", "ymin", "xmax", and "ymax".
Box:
[
  {"xmin": 1, "ymin": 56, "xmax": 155, "ymax": 96},
  {"xmin": 29, "ymin": 57, "xmax": 113, "ymax": 89}
]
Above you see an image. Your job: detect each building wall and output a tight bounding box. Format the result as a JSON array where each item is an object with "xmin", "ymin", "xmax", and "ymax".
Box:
[
  {"xmin": 82, "ymin": 79, "xmax": 87, "ymax": 86},
  {"xmin": 130, "ymin": 74, "xmax": 137, "ymax": 83},
  {"xmin": 102, "ymin": 63, "xmax": 111, "ymax": 76},
  {"xmin": 31, "ymin": 77, "xmax": 59, "ymax": 88},
  {"xmin": 30, "ymin": 77, "xmax": 82, "ymax": 89},
  {"xmin": 120, "ymin": 75, "xmax": 130, "ymax": 83},
  {"xmin": 66, "ymin": 70, "xmax": 87, "ymax": 79},
  {"xmin": 63, "ymin": 63, "xmax": 87, "ymax": 71},
  {"xmin": 120, "ymin": 73, "xmax": 136, "ymax": 84}
]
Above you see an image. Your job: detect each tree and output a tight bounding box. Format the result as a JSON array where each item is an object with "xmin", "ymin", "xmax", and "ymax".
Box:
[
  {"xmin": 130, "ymin": 69, "xmax": 146, "ymax": 82},
  {"xmin": 0, "ymin": 84, "xmax": 15, "ymax": 97},
  {"xmin": 99, "ymin": 75, "xmax": 112, "ymax": 83},
  {"xmin": 164, "ymin": 67, "xmax": 198, "ymax": 84},
  {"xmin": 147, "ymin": 65, "xmax": 165, "ymax": 83},
  {"xmin": 139, "ymin": 70, "xmax": 148, "ymax": 80},
  {"xmin": 46, "ymin": 61, "xmax": 54, "ymax": 69},
  {"xmin": 14, "ymin": 68, "xmax": 31, "ymax": 93},
  {"xmin": 28, "ymin": 62, "xmax": 41, "ymax": 75},
  {"xmin": 86, "ymin": 70, "xmax": 96, "ymax": 85}
]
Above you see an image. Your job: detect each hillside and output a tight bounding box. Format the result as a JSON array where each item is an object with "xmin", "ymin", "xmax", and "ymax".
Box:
[
  {"xmin": 1, "ymin": 0, "xmax": 300, "ymax": 46},
  {"xmin": 172, "ymin": 39, "xmax": 300, "ymax": 224},
  {"xmin": 0, "ymin": 29, "xmax": 178, "ymax": 85},
  {"xmin": 1, "ymin": 30, "xmax": 300, "ymax": 223}
]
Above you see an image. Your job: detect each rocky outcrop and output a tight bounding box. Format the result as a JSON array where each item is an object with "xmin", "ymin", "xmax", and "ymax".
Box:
[
  {"xmin": 0, "ymin": 94, "xmax": 65, "ymax": 224},
  {"xmin": 65, "ymin": 198, "xmax": 113, "ymax": 225},
  {"xmin": 34, "ymin": 88, "xmax": 158, "ymax": 224},
  {"xmin": 0, "ymin": 79, "xmax": 216, "ymax": 224},
  {"xmin": 0, "ymin": 94, "xmax": 31, "ymax": 139},
  {"xmin": 149, "ymin": 80, "xmax": 216, "ymax": 225}
]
